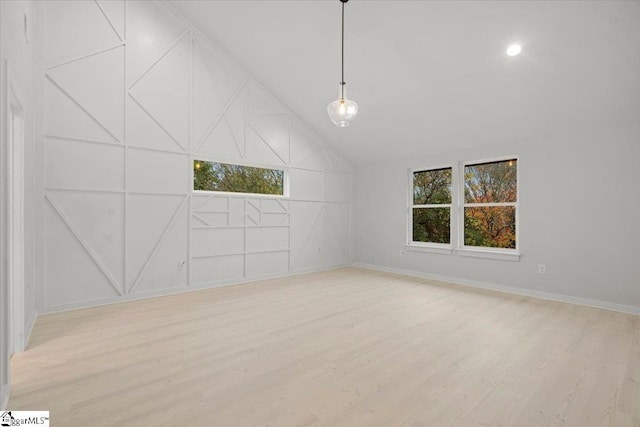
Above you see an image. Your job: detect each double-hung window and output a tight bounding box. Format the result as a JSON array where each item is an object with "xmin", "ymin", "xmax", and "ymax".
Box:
[
  {"xmin": 462, "ymin": 158, "xmax": 517, "ymax": 251},
  {"xmin": 408, "ymin": 156, "xmax": 519, "ymax": 260},
  {"xmin": 410, "ymin": 167, "xmax": 452, "ymax": 246}
]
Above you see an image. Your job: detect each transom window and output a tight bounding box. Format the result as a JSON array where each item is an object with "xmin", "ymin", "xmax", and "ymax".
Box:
[{"xmin": 193, "ymin": 160, "xmax": 285, "ymax": 196}]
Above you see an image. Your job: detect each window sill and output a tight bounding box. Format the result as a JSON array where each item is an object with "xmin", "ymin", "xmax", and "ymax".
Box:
[
  {"xmin": 405, "ymin": 244, "xmax": 453, "ymax": 255},
  {"xmin": 457, "ymin": 248, "xmax": 520, "ymax": 262}
]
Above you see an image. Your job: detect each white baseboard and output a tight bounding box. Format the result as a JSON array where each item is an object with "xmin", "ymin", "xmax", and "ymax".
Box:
[
  {"xmin": 38, "ymin": 264, "xmax": 353, "ymax": 315},
  {"xmin": 353, "ymin": 262, "xmax": 640, "ymax": 315},
  {"xmin": 1, "ymin": 384, "xmax": 9, "ymax": 410}
]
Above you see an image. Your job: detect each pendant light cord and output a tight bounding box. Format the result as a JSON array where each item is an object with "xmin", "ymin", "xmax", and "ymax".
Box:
[{"xmin": 341, "ymin": 0, "xmax": 345, "ymax": 99}]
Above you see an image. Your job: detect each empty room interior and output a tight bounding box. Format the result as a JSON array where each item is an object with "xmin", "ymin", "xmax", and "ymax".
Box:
[{"xmin": 1, "ymin": 0, "xmax": 639, "ymax": 425}]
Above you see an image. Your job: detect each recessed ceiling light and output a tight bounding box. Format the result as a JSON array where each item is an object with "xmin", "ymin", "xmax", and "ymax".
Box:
[{"xmin": 506, "ymin": 44, "xmax": 522, "ymax": 56}]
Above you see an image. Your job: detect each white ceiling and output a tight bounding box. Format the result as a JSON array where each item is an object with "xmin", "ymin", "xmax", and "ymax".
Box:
[{"xmin": 169, "ymin": 0, "xmax": 640, "ymax": 165}]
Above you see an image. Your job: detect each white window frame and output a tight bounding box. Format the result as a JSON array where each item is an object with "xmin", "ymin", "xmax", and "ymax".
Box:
[
  {"xmin": 406, "ymin": 156, "xmax": 520, "ymax": 261},
  {"xmin": 192, "ymin": 157, "xmax": 290, "ymax": 199},
  {"xmin": 406, "ymin": 165, "xmax": 454, "ymax": 254},
  {"xmin": 457, "ymin": 155, "xmax": 519, "ymax": 261}
]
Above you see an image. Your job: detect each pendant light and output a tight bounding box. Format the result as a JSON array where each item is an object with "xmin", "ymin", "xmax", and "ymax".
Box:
[{"xmin": 327, "ymin": 0, "xmax": 358, "ymax": 127}]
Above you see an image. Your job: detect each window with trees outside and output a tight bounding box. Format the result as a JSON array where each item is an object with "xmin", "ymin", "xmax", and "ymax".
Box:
[
  {"xmin": 411, "ymin": 167, "xmax": 452, "ymax": 244},
  {"xmin": 193, "ymin": 160, "xmax": 285, "ymax": 196},
  {"xmin": 408, "ymin": 156, "xmax": 518, "ymax": 259},
  {"xmin": 463, "ymin": 158, "xmax": 517, "ymax": 249}
]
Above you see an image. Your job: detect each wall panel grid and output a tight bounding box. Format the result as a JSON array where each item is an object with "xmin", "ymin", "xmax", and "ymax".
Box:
[{"xmin": 39, "ymin": 0, "xmax": 353, "ymax": 310}]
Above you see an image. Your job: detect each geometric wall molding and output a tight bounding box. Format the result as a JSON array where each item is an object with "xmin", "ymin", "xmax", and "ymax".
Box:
[
  {"xmin": 129, "ymin": 34, "xmax": 190, "ymax": 151},
  {"xmin": 193, "ymin": 39, "xmax": 224, "ymax": 146},
  {"xmin": 248, "ymin": 115, "xmax": 290, "ymax": 164},
  {"xmin": 45, "ymin": 0, "xmax": 123, "ymax": 65},
  {"xmin": 246, "ymin": 125, "xmax": 286, "ymax": 166},
  {"xmin": 126, "ymin": 0, "xmax": 189, "ymax": 85},
  {"xmin": 126, "ymin": 195, "xmax": 188, "ymax": 294},
  {"xmin": 46, "ymin": 77, "xmax": 120, "ymax": 144},
  {"xmin": 40, "ymin": 0, "xmax": 353, "ymax": 311},
  {"xmin": 44, "ymin": 197, "xmax": 122, "ymax": 307},
  {"xmin": 44, "ymin": 137, "xmax": 125, "ymax": 191},
  {"xmin": 95, "ymin": 0, "xmax": 125, "ymax": 42},
  {"xmin": 195, "ymin": 33, "xmax": 246, "ymax": 108},
  {"xmin": 45, "ymin": 191, "xmax": 124, "ymax": 295},
  {"xmin": 248, "ymin": 81, "xmax": 289, "ymax": 119},
  {"xmin": 47, "ymin": 46, "xmax": 124, "ymax": 143}
]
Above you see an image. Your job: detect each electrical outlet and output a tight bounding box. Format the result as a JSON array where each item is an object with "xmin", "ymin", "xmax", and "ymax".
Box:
[
  {"xmin": 178, "ymin": 260, "xmax": 186, "ymax": 271},
  {"xmin": 538, "ymin": 264, "xmax": 546, "ymax": 274}
]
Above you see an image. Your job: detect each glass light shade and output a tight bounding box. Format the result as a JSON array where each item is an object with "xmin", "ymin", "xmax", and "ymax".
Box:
[{"xmin": 327, "ymin": 85, "xmax": 358, "ymax": 127}]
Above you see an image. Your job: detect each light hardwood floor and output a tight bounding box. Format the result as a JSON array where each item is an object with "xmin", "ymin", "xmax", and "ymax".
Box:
[{"xmin": 8, "ymin": 267, "xmax": 640, "ymax": 426}]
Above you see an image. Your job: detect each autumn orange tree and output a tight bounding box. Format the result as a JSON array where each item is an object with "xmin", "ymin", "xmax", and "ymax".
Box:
[{"xmin": 464, "ymin": 160, "xmax": 517, "ymax": 248}]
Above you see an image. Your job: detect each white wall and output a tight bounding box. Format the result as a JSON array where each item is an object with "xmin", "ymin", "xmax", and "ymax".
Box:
[
  {"xmin": 355, "ymin": 124, "xmax": 640, "ymax": 311},
  {"xmin": 36, "ymin": 0, "xmax": 352, "ymax": 313},
  {"xmin": 0, "ymin": 0, "xmax": 36, "ymax": 409}
]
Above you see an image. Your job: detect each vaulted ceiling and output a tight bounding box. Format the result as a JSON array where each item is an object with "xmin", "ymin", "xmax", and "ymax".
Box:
[{"xmin": 169, "ymin": 0, "xmax": 640, "ymax": 164}]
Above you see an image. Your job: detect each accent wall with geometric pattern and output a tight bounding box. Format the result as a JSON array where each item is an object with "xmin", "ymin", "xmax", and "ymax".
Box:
[{"xmin": 38, "ymin": 0, "xmax": 352, "ymax": 312}]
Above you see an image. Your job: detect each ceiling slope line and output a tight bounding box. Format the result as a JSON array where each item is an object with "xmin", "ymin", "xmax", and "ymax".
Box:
[
  {"xmin": 94, "ymin": 0, "xmax": 122, "ymax": 42},
  {"xmin": 129, "ymin": 29, "xmax": 190, "ymax": 90},
  {"xmin": 128, "ymin": 94, "xmax": 187, "ymax": 152},
  {"xmin": 45, "ymin": 192, "xmax": 124, "ymax": 296},
  {"xmin": 290, "ymin": 203, "xmax": 324, "ymax": 271},
  {"xmin": 128, "ymin": 196, "xmax": 189, "ymax": 295},
  {"xmin": 45, "ymin": 75, "xmax": 120, "ymax": 143}
]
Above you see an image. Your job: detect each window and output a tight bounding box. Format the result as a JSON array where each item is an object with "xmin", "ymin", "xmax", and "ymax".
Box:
[
  {"xmin": 462, "ymin": 159, "xmax": 517, "ymax": 250},
  {"xmin": 193, "ymin": 160, "xmax": 285, "ymax": 196},
  {"xmin": 411, "ymin": 167, "xmax": 452, "ymax": 245},
  {"xmin": 408, "ymin": 156, "xmax": 519, "ymax": 259}
]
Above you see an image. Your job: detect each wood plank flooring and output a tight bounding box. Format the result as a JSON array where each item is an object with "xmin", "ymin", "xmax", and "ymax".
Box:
[{"xmin": 8, "ymin": 267, "xmax": 640, "ymax": 426}]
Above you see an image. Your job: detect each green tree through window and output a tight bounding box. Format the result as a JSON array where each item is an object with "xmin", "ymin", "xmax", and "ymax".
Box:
[
  {"xmin": 412, "ymin": 167, "xmax": 452, "ymax": 244},
  {"xmin": 194, "ymin": 161, "xmax": 284, "ymax": 195}
]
